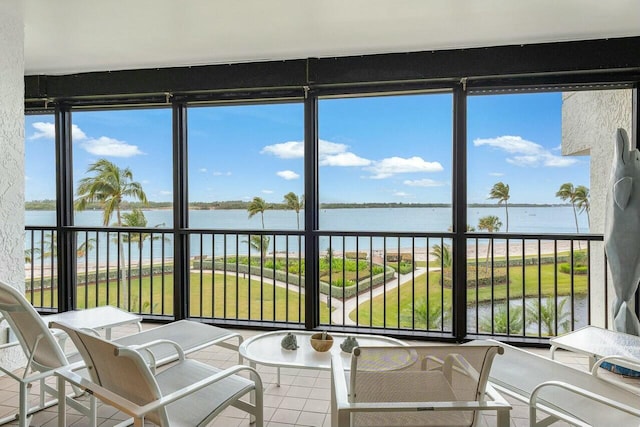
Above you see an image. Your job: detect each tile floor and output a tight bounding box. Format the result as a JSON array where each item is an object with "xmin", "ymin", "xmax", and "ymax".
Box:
[{"xmin": 0, "ymin": 324, "xmax": 638, "ymax": 427}]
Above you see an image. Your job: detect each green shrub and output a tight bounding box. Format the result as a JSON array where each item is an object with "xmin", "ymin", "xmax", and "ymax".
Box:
[
  {"xmin": 558, "ymin": 263, "xmax": 588, "ymax": 275},
  {"xmin": 443, "ymin": 266, "xmax": 508, "ymax": 288},
  {"xmin": 345, "ymin": 251, "xmax": 367, "ymax": 259}
]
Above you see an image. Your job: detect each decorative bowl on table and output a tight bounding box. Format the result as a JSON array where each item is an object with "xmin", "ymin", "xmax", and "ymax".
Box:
[{"xmin": 310, "ymin": 332, "xmax": 334, "ymax": 352}]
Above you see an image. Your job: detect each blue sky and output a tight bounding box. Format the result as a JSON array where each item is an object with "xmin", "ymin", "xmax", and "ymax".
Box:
[{"xmin": 25, "ymin": 92, "xmax": 589, "ymax": 205}]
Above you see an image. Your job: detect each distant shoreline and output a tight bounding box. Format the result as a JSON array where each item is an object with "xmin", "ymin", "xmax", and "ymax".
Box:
[{"xmin": 25, "ymin": 201, "xmax": 571, "ymax": 211}]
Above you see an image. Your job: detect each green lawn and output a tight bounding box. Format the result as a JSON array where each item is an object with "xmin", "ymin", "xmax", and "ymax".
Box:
[
  {"xmin": 29, "ymin": 272, "xmax": 331, "ymax": 324},
  {"xmin": 350, "ymin": 262, "xmax": 587, "ymax": 327}
]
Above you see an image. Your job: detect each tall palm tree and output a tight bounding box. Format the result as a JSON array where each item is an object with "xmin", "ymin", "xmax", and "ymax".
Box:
[
  {"xmin": 555, "ymin": 183, "xmax": 579, "ymax": 233},
  {"xmin": 574, "ymin": 185, "xmax": 590, "ymax": 228},
  {"xmin": 75, "ymin": 159, "xmax": 148, "ymax": 226},
  {"xmin": 477, "ymin": 215, "xmax": 502, "ymax": 269},
  {"xmin": 430, "ymin": 244, "xmax": 452, "ymax": 269},
  {"xmin": 283, "ymin": 192, "xmax": 303, "ymax": 230},
  {"xmin": 247, "ymin": 196, "xmax": 268, "ymax": 229},
  {"xmin": 120, "ymin": 208, "xmax": 166, "ymax": 251},
  {"xmin": 75, "ymin": 159, "xmax": 148, "ymax": 310},
  {"xmin": 488, "ymin": 182, "xmax": 510, "ymax": 232}
]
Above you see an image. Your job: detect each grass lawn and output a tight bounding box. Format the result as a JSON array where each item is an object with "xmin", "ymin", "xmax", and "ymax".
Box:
[
  {"xmin": 350, "ymin": 262, "xmax": 587, "ymax": 327},
  {"xmin": 28, "ymin": 272, "xmax": 331, "ymax": 324}
]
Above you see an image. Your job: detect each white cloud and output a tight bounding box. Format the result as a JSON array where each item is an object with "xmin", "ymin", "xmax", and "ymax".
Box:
[
  {"xmin": 366, "ymin": 156, "xmax": 443, "ymax": 179},
  {"xmin": 199, "ymin": 168, "xmax": 207, "ymax": 173},
  {"xmin": 393, "ymin": 191, "xmax": 411, "ymax": 197},
  {"xmin": 262, "ymin": 189, "xmax": 274, "ymax": 194},
  {"xmin": 80, "ymin": 137, "xmax": 144, "ymax": 157},
  {"xmin": 403, "ymin": 178, "xmax": 445, "ymax": 187},
  {"xmin": 488, "ymin": 172, "xmax": 504, "ymax": 177},
  {"xmin": 262, "ymin": 139, "xmax": 371, "ymax": 167},
  {"xmin": 261, "ymin": 141, "xmax": 304, "ymax": 158},
  {"xmin": 213, "ymin": 171, "xmax": 232, "ymax": 176},
  {"xmin": 320, "ymin": 152, "xmax": 371, "ymax": 167},
  {"xmin": 159, "ymin": 190, "xmax": 172, "ymax": 195},
  {"xmin": 30, "ymin": 122, "xmax": 87, "ymax": 141},
  {"xmin": 474, "ymin": 135, "xmax": 577, "ymax": 168},
  {"xmin": 276, "ymin": 170, "xmax": 300, "ymax": 180}
]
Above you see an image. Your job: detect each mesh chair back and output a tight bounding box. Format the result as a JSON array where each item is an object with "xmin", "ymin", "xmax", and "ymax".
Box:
[
  {"xmin": 0, "ymin": 281, "xmax": 68, "ymax": 371},
  {"xmin": 349, "ymin": 345, "xmax": 501, "ymax": 427},
  {"xmin": 53, "ymin": 321, "xmax": 168, "ymax": 426}
]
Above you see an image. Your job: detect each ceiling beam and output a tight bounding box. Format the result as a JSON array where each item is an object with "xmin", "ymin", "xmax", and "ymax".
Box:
[{"xmin": 25, "ymin": 36, "xmax": 640, "ymax": 104}]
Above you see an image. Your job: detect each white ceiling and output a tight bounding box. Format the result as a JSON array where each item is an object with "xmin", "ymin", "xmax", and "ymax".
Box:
[{"xmin": 24, "ymin": 0, "xmax": 640, "ymax": 76}]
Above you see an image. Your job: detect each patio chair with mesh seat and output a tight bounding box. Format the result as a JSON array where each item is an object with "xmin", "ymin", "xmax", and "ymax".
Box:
[
  {"xmin": 52, "ymin": 321, "xmax": 263, "ymax": 427},
  {"xmin": 331, "ymin": 344, "xmax": 510, "ymax": 427},
  {"xmin": 0, "ymin": 280, "xmax": 243, "ymax": 427}
]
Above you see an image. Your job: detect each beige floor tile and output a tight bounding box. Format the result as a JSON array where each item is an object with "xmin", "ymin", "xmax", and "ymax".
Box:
[{"xmin": 3, "ymin": 324, "xmax": 639, "ymax": 427}]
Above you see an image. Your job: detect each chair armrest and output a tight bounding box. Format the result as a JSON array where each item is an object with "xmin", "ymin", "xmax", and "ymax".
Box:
[
  {"xmin": 124, "ymin": 338, "xmax": 186, "ymax": 372},
  {"xmin": 530, "ymin": 380, "xmax": 640, "ymax": 426},
  {"xmin": 331, "ymin": 353, "xmax": 350, "ymax": 407},
  {"xmin": 56, "ymin": 363, "xmax": 262, "ymax": 421},
  {"xmin": 137, "ymin": 364, "xmax": 262, "ymax": 415},
  {"xmin": 56, "ymin": 367, "xmax": 151, "ymax": 420}
]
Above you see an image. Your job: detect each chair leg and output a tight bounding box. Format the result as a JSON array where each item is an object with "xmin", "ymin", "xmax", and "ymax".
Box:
[
  {"xmin": 18, "ymin": 381, "xmax": 28, "ymax": 427},
  {"xmin": 497, "ymin": 408, "xmax": 510, "ymax": 427},
  {"xmin": 57, "ymin": 376, "xmax": 67, "ymax": 427}
]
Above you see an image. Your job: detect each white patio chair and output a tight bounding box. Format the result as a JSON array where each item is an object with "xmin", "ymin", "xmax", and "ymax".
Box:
[
  {"xmin": 0, "ymin": 280, "xmax": 243, "ymax": 427},
  {"xmin": 331, "ymin": 344, "xmax": 510, "ymax": 427},
  {"xmin": 52, "ymin": 321, "xmax": 263, "ymax": 427},
  {"xmin": 0, "ymin": 281, "xmax": 95, "ymax": 427}
]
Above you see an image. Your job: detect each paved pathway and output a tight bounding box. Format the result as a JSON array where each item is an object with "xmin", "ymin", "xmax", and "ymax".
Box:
[{"xmin": 199, "ymin": 266, "xmax": 443, "ymax": 326}]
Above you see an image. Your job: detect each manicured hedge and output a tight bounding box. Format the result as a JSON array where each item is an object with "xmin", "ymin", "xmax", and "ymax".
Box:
[
  {"xmin": 193, "ymin": 259, "xmax": 396, "ymax": 299},
  {"xmin": 26, "ymin": 264, "xmax": 174, "ymax": 289}
]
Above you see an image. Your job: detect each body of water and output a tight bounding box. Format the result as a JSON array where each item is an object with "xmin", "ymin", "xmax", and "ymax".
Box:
[
  {"xmin": 25, "ymin": 206, "xmax": 592, "ymax": 259},
  {"xmin": 26, "ymin": 205, "xmax": 590, "ymax": 234}
]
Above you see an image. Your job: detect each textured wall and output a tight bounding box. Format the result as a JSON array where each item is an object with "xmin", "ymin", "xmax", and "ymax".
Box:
[
  {"xmin": 0, "ymin": 0, "xmax": 26, "ymax": 368},
  {"xmin": 562, "ymin": 89, "xmax": 633, "ymax": 327}
]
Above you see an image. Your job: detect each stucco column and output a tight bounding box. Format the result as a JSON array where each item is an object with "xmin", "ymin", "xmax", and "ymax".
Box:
[
  {"xmin": 562, "ymin": 89, "xmax": 633, "ymax": 328},
  {"xmin": 0, "ymin": 0, "xmax": 26, "ymax": 368}
]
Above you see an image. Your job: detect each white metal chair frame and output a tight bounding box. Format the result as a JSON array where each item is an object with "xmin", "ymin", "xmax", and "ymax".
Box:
[
  {"xmin": 53, "ymin": 321, "xmax": 263, "ymax": 427},
  {"xmin": 0, "ymin": 282, "xmax": 97, "ymax": 427},
  {"xmin": 0, "ymin": 280, "xmax": 244, "ymax": 427},
  {"xmin": 331, "ymin": 344, "xmax": 511, "ymax": 427}
]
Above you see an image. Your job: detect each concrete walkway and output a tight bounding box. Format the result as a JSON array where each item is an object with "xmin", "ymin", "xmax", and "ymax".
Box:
[{"xmin": 200, "ymin": 266, "xmax": 443, "ymax": 326}]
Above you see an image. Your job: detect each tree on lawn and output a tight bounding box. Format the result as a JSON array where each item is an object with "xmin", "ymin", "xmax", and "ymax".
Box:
[
  {"xmin": 574, "ymin": 185, "xmax": 591, "ymax": 229},
  {"xmin": 247, "ymin": 196, "xmax": 268, "ymax": 229},
  {"xmin": 555, "ymin": 182, "xmax": 581, "ymax": 233},
  {"xmin": 488, "ymin": 182, "xmax": 510, "ymax": 232},
  {"xmin": 477, "ymin": 215, "xmax": 502, "ymax": 270},
  {"xmin": 283, "ymin": 192, "xmax": 303, "ymax": 230},
  {"xmin": 75, "ymin": 159, "xmax": 148, "ymax": 310}
]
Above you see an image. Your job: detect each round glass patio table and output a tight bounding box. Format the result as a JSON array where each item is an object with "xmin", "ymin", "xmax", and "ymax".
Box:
[{"xmin": 239, "ymin": 330, "xmax": 407, "ymax": 385}]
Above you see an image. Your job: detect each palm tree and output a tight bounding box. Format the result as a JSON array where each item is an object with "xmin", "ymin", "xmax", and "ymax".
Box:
[
  {"xmin": 401, "ymin": 299, "xmax": 451, "ymax": 330},
  {"xmin": 430, "ymin": 244, "xmax": 452, "ymax": 269},
  {"xmin": 76, "ymin": 236, "xmax": 96, "ymax": 258},
  {"xmin": 283, "ymin": 192, "xmax": 303, "ymax": 230},
  {"xmin": 75, "ymin": 159, "xmax": 148, "ymax": 310},
  {"xmin": 488, "ymin": 182, "xmax": 510, "ymax": 232},
  {"xmin": 574, "ymin": 185, "xmax": 590, "ymax": 228},
  {"xmin": 245, "ymin": 234, "xmax": 271, "ymax": 262},
  {"xmin": 555, "ymin": 183, "xmax": 580, "ymax": 233},
  {"xmin": 75, "ymin": 159, "xmax": 148, "ymax": 227},
  {"xmin": 247, "ymin": 196, "xmax": 268, "ymax": 229},
  {"xmin": 120, "ymin": 208, "xmax": 166, "ymax": 251},
  {"xmin": 526, "ymin": 297, "xmax": 571, "ymax": 336},
  {"xmin": 477, "ymin": 215, "xmax": 502, "ymax": 269},
  {"xmin": 480, "ymin": 305, "xmax": 523, "ymax": 335}
]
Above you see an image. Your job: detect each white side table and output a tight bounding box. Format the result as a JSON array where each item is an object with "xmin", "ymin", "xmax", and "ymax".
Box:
[{"xmin": 239, "ymin": 330, "xmax": 406, "ymax": 386}]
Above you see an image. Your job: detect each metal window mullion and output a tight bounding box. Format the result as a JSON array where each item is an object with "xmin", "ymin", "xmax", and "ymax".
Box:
[{"xmin": 54, "ymin": 104, "xmax": 75, "ymax": 312}]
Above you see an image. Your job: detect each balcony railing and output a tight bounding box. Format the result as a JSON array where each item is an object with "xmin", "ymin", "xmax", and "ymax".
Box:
[{"xmin": 24, "ymin": 225, "xmax": 604, "ymax": 342}]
